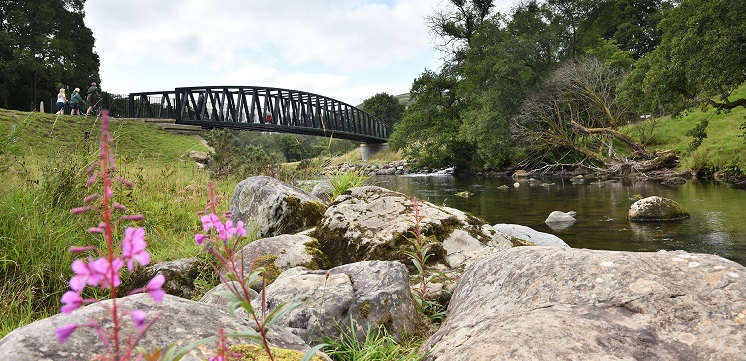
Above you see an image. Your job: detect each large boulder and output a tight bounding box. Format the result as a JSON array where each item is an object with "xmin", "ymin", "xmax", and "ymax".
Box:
[
  {"xmin": 229, "ymin": 176, "xmax": 327, "ymax": 237},
  {"xmin": 421, "ymin": 247, "xmax": 746, "ymax": 360},
  {"xmin": 493, "ymin": 223, "xmax": 570, "ymax": 248},
  {"xmin": 250, "ymin": 261, "xmax": 420, "ymax": 343},
  {"xmin": 628, "ymin": 196, "xmax": 690, "ymax": 221},
  {"xmin": 310, "ymin": 186, "xmax": 512, "ymax": 271},
  {"xmin": 0, "ymin": 294, "xmax": 261, "ymax": 361}
]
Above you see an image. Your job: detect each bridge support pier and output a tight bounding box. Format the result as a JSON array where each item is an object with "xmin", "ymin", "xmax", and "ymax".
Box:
[{"xmin": 360, "ymin": 142, "xmax": 389, "ymax": 161}]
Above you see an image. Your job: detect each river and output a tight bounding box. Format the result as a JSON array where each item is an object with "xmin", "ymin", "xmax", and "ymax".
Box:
[{"xmin": 370, "ymin": 175, "xmax": 746, "ymax": 266}]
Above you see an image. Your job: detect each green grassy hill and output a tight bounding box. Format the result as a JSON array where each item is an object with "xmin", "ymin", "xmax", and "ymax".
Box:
[
  {"xmin": 0, "ymin": 109, "xmax": 224, "ymax": 337},
  {"xmin": 624, "ymin": 85, "xmax": 746, "ymax": 176}
]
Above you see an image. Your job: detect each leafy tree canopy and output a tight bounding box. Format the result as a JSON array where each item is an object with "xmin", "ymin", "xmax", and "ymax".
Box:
[
  {"xmin": 0, "ymin": 0, "xmax": 99, "ymax": 110},
  {"xmin": 622, "ymin": 0, "xmax": 746, "ymax": 115},
  {"xmin": 360, "ymin": 92, "xmax": 406, "ymax": 130}
]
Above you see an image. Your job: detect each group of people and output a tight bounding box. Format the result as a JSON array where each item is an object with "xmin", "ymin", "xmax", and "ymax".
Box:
[{"xmin": 55, "ymin": 82, "xmax": 101, "ymax": 116}]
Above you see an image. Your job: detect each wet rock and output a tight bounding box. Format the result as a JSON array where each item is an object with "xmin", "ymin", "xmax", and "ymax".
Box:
[
  {"xmin": 628, "ymin": 196, "xmax": 689, "ymax": 221},
  {"xmin": 493, "ymin": 224, "xmax": 570, "ymax": 248},
  {"xmin": 544, "ymin": 210, "xmax": 577, "ymax": 231}
]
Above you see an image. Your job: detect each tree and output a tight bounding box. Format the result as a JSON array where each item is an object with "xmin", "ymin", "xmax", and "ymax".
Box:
[
  {"xmin": 390, "ymin": 69, "xmax": 474, "ymax": 171},
  {"xmin": 620, "ymin": 0, "xmax": 746, "ymax": 144},
  {"xmin": 0, "ymin": 0, "xmax": 99, "ymax": 110},
  {"xmin": 360, "ymin": 92, "xmax": 406, "ymax": 130},
  {"xmin": 426, "ymin": 0, "xmax": 496, "ymax": 63},
  {"xmin": 512, "ymin": 57, "xmax": 651, "ymax": 167}
]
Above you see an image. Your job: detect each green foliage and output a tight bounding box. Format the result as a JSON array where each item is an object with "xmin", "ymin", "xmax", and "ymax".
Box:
[
  {"xmin": 328, "ymin": 170, "xmax": 369, "ymax": 200},
  {"xmin": 320, "ymin": 319, "xmax": 423, "ymax": 361},
  {"xmin": 621, "ymin": 0, "xmax": 746, "ymax": 118},
  {"xmin": 360, "ymin": 92, "xmax": 406, "ymax": 130},
  {"xmin": 0, "ymin": 113, "xmax": 29, "ymax": 173},
  {"xmin": 0, "ymin": 1, "xmax": 99, "ymax": 110},
  {"xmin": 394, "ymin": 0, "xmax": 675, "ymax": 171},
  {"xmin": 203, "ymin": 129, "xmax": 286, "ymax": 180},
  {"xmin": 390, "ymin": 69, "xmax": 472, "ymax": 171},
  {"xmin": 619, "ymin": 95, "xmax": 746, "ymax": 175},
  {"xmin": 401, "ymin": 197, "xmax": 448, "ymax": 324},
  {"xmin": 0, "ymin": 110, "xmax": 219, "ymax": 337}
]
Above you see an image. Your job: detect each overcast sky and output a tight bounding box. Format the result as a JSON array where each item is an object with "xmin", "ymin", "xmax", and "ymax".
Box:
[{"xmin": 84, "ymin": 0, "xmax": 517, "ymax": 105}]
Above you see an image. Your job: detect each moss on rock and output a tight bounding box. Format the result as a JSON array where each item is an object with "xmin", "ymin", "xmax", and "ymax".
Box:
[
  {"xmin": 253, "ymin": 254, "xmax": 282, "ymax": 285},
  {"xmin": 301, "ymin": 239, "xmax": 330, "ymax": 270},
  {"xmin": 280, "ymin": 195, "xmax": 326, "ymax": 234}
]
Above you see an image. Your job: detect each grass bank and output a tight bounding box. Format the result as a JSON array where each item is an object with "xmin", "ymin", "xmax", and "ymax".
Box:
[
  {"xmin": 624, "ymin": 85, "xmax": 746, "ymax": 176},
  {"xmin": 0, "ymin": 109, "xmax": 238, "ymax": 337}
]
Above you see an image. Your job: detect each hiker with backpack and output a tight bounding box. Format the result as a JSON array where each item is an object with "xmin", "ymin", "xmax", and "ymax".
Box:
[{"xmin": 85, "ymin": 82, "xmax": 100, "ymax": 116}]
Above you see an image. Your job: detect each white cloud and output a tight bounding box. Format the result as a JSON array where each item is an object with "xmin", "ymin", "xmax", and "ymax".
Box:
[{"xmin": 84, "ymin": 0, "xmax": 518, "ymax": 104}]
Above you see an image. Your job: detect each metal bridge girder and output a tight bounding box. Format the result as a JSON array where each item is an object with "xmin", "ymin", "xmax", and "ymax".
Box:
[{"xmin": 129, "ymin": 86, "xmax": 389, "ymax": 143}]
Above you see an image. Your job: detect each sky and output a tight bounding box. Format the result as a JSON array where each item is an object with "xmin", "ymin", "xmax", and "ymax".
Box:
[{"xmin": 84, "ymin": 0, "xmax": 517, "ymax": 106}]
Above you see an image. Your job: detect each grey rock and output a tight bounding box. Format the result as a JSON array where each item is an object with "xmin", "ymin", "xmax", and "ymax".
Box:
[
  {"xmin": 188, "ymin": 150, "xmax": 209, "ymax": 164},
  {"xmin": 422, "ymin": 247, "xmax": 746, "ymax": 361},
  {"xmin": 545, "ymin": 210, "xmax": 577, "ymax": 223},
  {"xmin": 250, "ymin": 261, "xmax": 418, "ymax": 343},
  {"xmin": 311, "ymin": 182, "xmax": 334, "ymax": 203},
  {"xmin": 493, "ymin": 223, "xmax": 570, "ymax": 248},
  {"xmin": 310, "ymin": 186, "xmax": 512, "ymax": 271},
  {"xmin": 628, "ymin": 196, "xmax": 690, "ymax": 221},
  {"xmin": 226, "ymin": 234, "xmax": 326, "ymax": 291},
  {"xmin": 229, "ymin": 176, "xmax": 327, "ymax": 237},
  {"xmin": 0, "ymin": 294, "xmax": 253, "ymax": 361},
  {"xmin": 544, "ymin": 210, "xmax": 577, "ymax": 231}
]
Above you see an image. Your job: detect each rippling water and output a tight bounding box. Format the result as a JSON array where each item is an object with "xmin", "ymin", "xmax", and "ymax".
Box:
[{"xmin": 371, "ymin": 175, "xmax": 746, "ymax": 266}]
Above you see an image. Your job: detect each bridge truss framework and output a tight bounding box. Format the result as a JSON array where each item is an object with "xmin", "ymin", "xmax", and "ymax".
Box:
[{"xmin": 128, "ymin": 86, "xmax": 389, "ymax": 143}]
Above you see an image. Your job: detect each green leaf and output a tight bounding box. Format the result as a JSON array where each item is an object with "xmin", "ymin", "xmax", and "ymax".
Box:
[{"xmin": 300, "ymin": 343, "xmax": 328, "ymax": 361}]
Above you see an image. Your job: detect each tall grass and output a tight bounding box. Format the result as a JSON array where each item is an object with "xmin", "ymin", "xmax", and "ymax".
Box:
[{"xmin": 0, "ymin": 110, "xmax": 231, "ymax": 337}]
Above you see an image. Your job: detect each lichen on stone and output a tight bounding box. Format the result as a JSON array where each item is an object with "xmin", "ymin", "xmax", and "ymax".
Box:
[{"xmin": 219, "ymin": 344, "xmax": 327, "ymax": 361}]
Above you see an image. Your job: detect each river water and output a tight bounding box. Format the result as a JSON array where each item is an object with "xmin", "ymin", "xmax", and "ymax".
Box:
[{"xmin": 370, "ymin": 175, "xmax": 746, "ymax": 266}]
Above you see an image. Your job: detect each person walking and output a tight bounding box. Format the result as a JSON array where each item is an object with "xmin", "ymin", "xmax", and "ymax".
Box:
[
  {"xmin": 85, "ymin": 82, "xmax": 100, "ymax": 116},
  {"xmin": 70, "ymin": 87, "xmax": 84, "ymax": 116},
  {"xmin": 55, "ymin": 88, "xmax": 67, "ymax": 115}
]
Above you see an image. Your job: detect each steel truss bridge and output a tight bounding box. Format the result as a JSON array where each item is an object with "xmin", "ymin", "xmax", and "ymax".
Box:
[{"xmin": 127, "ymin": 86, "xmax": 389, "ymax": 143}]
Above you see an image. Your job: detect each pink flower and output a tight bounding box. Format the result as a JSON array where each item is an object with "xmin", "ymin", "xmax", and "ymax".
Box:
[
  {"xmin": 201, "ymin": 213, "xmax": 221, "ymax": 232},
  {"xmin": 130, "ymin": 310, "xmax": 147, "ymax": 330},
  {"xmin": 70, "ymin": 258, "xmax": 103, "ymax": 291},
  {"xmin": 146, "ymin": 274, "xmax": 166, "ymax": 302},
  {"xmin": 90, "ymin": 257, "xmax": 123, "ymax": 289},
  {"xmin": 56, "ymin": 324, "xmax": 78, "ymax": 343},
  {"xmin": 235, "ymin": 221, "xmax": 246, "ymax": 238},
  {"xmin": 60, "ymin": 291, "xmax": 83, "ymax": 314},
  {"xmin": 122, "ymin": 227, "xmax": 149, "ymax": 271},
  {"xmin": 195, "ymin": 233, "xmax": 207, "ymax": 245}
]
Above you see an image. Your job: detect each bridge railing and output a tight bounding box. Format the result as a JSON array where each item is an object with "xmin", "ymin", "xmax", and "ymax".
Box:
[
  {"xmin": 49, "ymin": 86, "xmax": 390, "ymax": 143},
  {"xmin": 174, "ymin": 86, "xmax": 389, "ymax": 142}
]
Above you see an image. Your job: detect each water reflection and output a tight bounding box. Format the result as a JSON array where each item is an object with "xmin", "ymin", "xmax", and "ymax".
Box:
[{"xmin": 370, "ymin": 175, "xmax": 746, "ymax": 266}]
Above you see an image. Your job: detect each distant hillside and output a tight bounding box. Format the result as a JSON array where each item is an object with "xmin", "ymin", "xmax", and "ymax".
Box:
[{"xmin": 394, "ymin": 93, "xmax": 413, "ymax": 106}]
